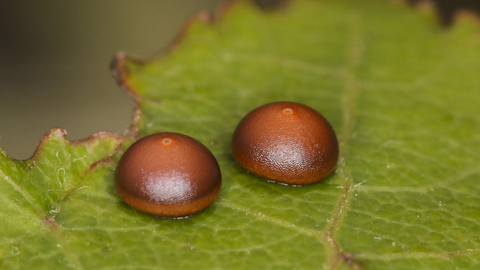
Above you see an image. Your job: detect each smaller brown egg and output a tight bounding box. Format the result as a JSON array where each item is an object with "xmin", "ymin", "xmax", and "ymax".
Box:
[
  {"xmin": 232, "ymin": 102, "xmax": 339, "ymax": 185},
  {"xmin": 115, "ymin": 132, "xmax": 221, "ymax": 218}
]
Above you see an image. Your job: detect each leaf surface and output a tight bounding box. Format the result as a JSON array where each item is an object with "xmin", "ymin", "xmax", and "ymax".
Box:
[{"xmin": 2, "ymin": 0, "xmax": 480, "ymax": 269}]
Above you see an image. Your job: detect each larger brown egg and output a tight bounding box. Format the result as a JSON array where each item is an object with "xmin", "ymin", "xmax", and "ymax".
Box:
[
  {"xmin": 115, "ymin": 132, "xmax": 221, "ymax": 218},
  {"xmin": 232, "ymin": 102, "xmax": 339, "ymax": 185}
]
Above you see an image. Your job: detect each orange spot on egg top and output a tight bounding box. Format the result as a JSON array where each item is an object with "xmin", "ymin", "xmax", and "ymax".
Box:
[
  {"xmin": 232, "ymin": 101, "xmax": 338, "ymax": 185},
  {"xmin": 115, "ymin": 132, "xmax": 221, "ymax": 218}
]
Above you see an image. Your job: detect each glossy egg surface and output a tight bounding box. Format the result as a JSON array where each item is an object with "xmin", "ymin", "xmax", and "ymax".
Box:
[
  {"xmin": 232, "ymin": 101, "xmax": 338, "ymax": 185},
  {"xmin": 115, "ymin": 132, "xmax": 221, "ymax": 217}
]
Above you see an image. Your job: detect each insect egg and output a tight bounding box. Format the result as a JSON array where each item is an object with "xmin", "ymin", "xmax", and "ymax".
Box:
[
  {"xmin": 115, "ymin": 132, "xmax": 222, "ymax": 218},
  {"xmin": 231, "ymin": 101, "xmax": 339, "ymax": 185}
]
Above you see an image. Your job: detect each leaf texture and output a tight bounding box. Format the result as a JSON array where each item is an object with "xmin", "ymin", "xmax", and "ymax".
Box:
[{"xmin": 1, "ymin": 0, "xmax": 480, "ymax": 269}]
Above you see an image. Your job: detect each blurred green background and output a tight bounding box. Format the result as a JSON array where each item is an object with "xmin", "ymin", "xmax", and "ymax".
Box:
[
  {"xmin": 0, "ymin": 0, "xmax": 478, "ymax": 160},
  {"xmin": 0, "ymin": 0, "xmax": 223, "ymax": 159}
]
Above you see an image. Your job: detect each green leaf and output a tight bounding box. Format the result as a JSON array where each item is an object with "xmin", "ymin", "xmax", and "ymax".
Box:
[{"xmin": 2, "ymin": 0, "xmax": 480, "ymax": 269}]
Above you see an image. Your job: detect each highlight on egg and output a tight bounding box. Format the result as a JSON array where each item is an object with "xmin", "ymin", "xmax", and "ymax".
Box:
[
  {"xmin": 115, "ymin": 132, "xmax": 222, "ymax": 218},
  {"xmin": 232, "ymin": 101, "xmax": 339, "ymax": 185}
]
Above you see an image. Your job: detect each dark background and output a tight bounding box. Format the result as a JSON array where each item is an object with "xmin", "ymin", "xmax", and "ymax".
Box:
[
  {"xmin": 0, "ymin": 0, "xmax": 479, "ymax": 159},
  {"xmin": 0, "ymin": 0, "xmax": 223, "ymax": 159},
  {"xmin": 407, "ymin": 0, "xmax": 480, "ymax": 25}
]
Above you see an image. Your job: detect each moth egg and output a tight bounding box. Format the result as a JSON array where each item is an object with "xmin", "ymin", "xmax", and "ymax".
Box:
[
  {"xmin": 232, "ymin": 101, "xmax": 339, "ymax": 185},
  {"xmin": 115, "ymin": 132, "xmax": 221, "ymax": 218}
]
